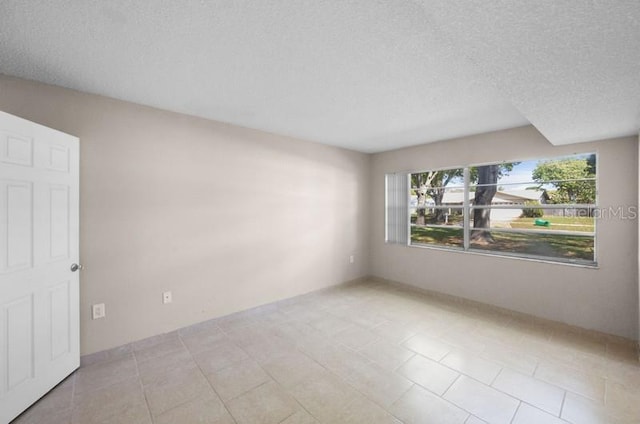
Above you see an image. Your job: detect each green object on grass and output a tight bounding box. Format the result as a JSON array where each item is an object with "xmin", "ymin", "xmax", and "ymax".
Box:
[{"xmin": 534, "ymin": 218, "xmax": 550, "ymax": 227}]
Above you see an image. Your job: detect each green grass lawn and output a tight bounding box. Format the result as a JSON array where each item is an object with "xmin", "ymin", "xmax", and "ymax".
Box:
[
  {"xmin": 411, "ymin": 226, "xmax": 594, "ymax": 261},
  {"xmin": 509, "ymin": 216, "xmax": 594, "ymax": 232}
]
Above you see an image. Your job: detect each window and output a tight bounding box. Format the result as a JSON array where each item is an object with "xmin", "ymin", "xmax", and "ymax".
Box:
[{"xmin": 403, "ymin": 154, "xmax": 596, "ymax": 265}]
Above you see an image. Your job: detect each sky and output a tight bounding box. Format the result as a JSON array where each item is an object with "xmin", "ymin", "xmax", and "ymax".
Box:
[
  {"xmin": 497, "ymin": 160, "xmax": 538, "ymax": 190},
  {"xmin": 413, "ymin": 154, "xmax": 594, "ymax": 191}
]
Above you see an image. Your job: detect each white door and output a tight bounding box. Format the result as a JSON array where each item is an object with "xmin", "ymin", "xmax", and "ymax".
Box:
[{"xmin": 0, "ymin": 111, "xmax": 79, "ymax": 423}]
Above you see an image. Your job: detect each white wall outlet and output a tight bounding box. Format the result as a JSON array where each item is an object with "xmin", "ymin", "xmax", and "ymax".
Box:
[
  {"xmin": 163, "ymin": 291, "xmax": 172, "ymax": 304},
  {"xmin": 349, "ymin": 255, "xmax": 355, "ymax": 264},
  {"xmin": 92, "ymin": 303, "xmax": 106, "ymax": 320}
]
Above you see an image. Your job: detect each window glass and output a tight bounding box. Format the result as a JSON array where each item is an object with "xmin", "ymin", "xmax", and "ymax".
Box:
[{"xmin": 408, "ymin": 154, "xmax": 596, "ymax": 265}]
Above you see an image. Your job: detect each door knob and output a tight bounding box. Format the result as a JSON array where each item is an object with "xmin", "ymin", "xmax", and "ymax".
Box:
[{"xmin": 70, "ymin": 263, "xmax": 83, "ymax": 272}]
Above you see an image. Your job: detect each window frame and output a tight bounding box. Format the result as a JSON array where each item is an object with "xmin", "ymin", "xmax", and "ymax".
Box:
[{"xmin": 406, "ymin": 154, "xmax": 598, "ymax": 267}]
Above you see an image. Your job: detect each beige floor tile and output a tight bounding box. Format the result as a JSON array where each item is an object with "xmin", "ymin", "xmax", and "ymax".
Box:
[
  {"xmin": 289, "ymin": 371, "xmax": 361, "ymax": 423},
  {"xmin": 492, "ymin": 368, "xmax": 565, "ymax": 416},
  {"xmin": 74, "ymin": 354, "xmax": 138, "ymax": 394},
  {"xmin": 441, "ymin": 349, "xmax": 502, "ymax": 385},
  {"xmin": 332, "ymin": 325, "xmax": 381, "ymax": 349},
  {"xmin": 192, "ymin": 340, "xmax": 250, "ymax": 374},
  {"xmin": 27, "ymin": 280, "xmax": 638, "ymax": 424},
  {"xmin": 180, "ymin": 328, "xmax": 227, "ymax": 355},
  {"xmin": 371, "ymin": 321, "xmax": 417, "ymax": 344},
  {"xmin": 465, "ymin": 416, "xmax": 488, "ymax": 424},
  {"xmin": 238, "ymin": 335, "xmax": 294, "ymax": 363},
  {"xmin": 440, "ymin": 330, "xmax": 489, "ymax": 353},
  {"xmin": 479, "ymin": 345, "xmax": 538, "ymax": 376},
  {"xmin": 226, "ymin": 381, "xmax": 300, "ymax": 424},
  {"xmin": 144, "ymin": 367, "xmax": 211, "ymax": 416},
  {"xmin": 347, "ymin": 309, "xmax": 389, "ymax": 329},
  {"xmin": 512, "ymin": 403, "xmax": 567, "ymax": 424},
  {"xmin": 605, "ymin": 380, "xmax": 640, "ymax": 420},
  {"xmin": 72, "ymin": 378, "xmax": 150, "ymax": 424},
  {"xmin": 257, "ymin": 310, "xmax": 293, "ymax": 326},
  {"xmin": 153, "ymin": 391, "xmax": 233, "ymax": 424},
  {"xmin": 280, "ymin": 410, "xmax": 319, "ymax": 424},
  {"xmin": 390, "ymin": 384, "xmax": 468, "ymax": 424},
  {"xmin": 307, "ymin": 314, "xmax": 353, "ymax": 336},
  {"xmin": 358, "ymin": 339, "xmax": 415, "ymax": 371},
  {"xmin": 443, "ymin": 376, "xmax": 519, "ymax": 424},
  {"xmin": 261, "ymin": 351, "xmax": 325, "ymax": 388},
  {"xmin": 561, "ymin": 391, "xmax": 610, "ymax": 424},
  {"xmin": 134, "ymin": 337, "xmax": 187, "ymax": 363},
  {"xmin": 205, "ymin": 358, "xmax": 271, "ymax": 401},
  {"xmin": 337, "ymin": 395, "xmax": 402, "ymax": 424},
  {"xmin": 397, "ymin": 354, "xmax": 460, "ymax": 395},
  {"xmin": 345, "ymin": 361, "xmax": 413, "ymax": 408},
  {"xmin": 402, "ymin": 333, "xmax": 454, "ymax": 361},
  {"xmin": 535, "ymin": 361, "xmax": 605, "ymax": 401},
  {"xmin": 302, "ymin": 342, "xmax": 371, "ymax": 378},
  {"xmin": 137, "ymin": 348, "xmax": 198, "ymax": 386},
  {"xmin": 216, "ymin": 311, "xmax": 258, "ymax": 332}
]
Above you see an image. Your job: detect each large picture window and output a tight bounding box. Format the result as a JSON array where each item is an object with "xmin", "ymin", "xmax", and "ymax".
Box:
[{"xmin": 408, "ymin": 154, "xmax": 596, "ymax": 265}]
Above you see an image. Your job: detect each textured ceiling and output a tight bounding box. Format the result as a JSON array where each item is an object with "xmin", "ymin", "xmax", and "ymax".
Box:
[
  {"xmin": 0, "ymin": 1, "xmax": 637, "ymax": 152},
  {"xmin": 422, "ymin": 0, "xmax": 640, "ymax": 146}
]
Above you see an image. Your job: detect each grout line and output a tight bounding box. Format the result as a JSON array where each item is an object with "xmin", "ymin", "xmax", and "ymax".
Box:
[
  {"xmin": 132, "ymin": 348, "xmax": 156, "ymax": 424},
  {"xmin": 441, "ymin": 373, "xmax": 462, "ymax": 398},
  {"xmin": 393, "ymin": 352, "xmax": 416, "ymax": 372},
  {"xmin": 559, "ymin": 390, "xmax": 568, "ymax": 418},
  {"xmin": 509, "ymin": 401, "xmax": 522, "ymax": 424},
  {"xmin": 489, "ymin": 367, "xmax": 504, "ymax": 387},
  {"xmin": 177, "ymin": 333, "xmax": 239, "ymax": 424}
]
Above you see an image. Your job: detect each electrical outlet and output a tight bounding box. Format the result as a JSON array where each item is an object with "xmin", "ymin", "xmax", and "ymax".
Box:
[
  {"xmin": 92, "ymin": 303, "xmax": 106, "ymax": 320},
  {"xmin": 349, "ymin": 255, "xmax": 355, "ymax": 264},
  {"xmin": 163, "ymin": 291, "xmax": 172, "ymax": 304}
]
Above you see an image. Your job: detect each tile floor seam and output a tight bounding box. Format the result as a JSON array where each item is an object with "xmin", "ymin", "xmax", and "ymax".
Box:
[
  {"xmin": 387, "ymin": 382, "xmax": 416, "ymax": 411},
  {"xmin": 434, "ymin": 353, "xmax": 503, "ymax": 388},
  {"xmin": 392, "ymin": 352, "xmax": 417, "ymax": 373},
  {"xmin": 558, "ymin": 389, "xmax": 568, "ymax": 419},
  {"xmin": 489, "ymin": 367, "xmax": 504, "ymax": 387},
  {"xmin": 176, "ymin": 333, "xmax": 239, "ymax": 424},
  {"xmin": 221, "ymin": 377, "xmax": 273, "ymax": 403},
  {"xmin": 131, "ymin": 345, "xmax": 157, "ymax": 424},
  {"xmin": 440, "ymin": 373, "xmax": 462, "ymax": 398},
  {"xmin": 257, "ymin": 354, "xmax": 323, "ymax": 423},
  {"xmin": 509, "ymin": 401, "xmax": 522, "ymax": 424}
]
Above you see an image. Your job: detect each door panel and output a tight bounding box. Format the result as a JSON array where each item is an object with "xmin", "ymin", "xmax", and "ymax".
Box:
[
  {"xmin": 49, "ymin": 185, "xmax": 70, "ymax": 260},
  {"xmin": 49, "ymin": 281, "xmax": 71, "ymax": 360},
  {"xmin": 0, "ymin": 131, "xmax": 33, "ymax": 167},
  {"xmin": 5, "ymin": 295, "xmax": 35, "ymax": 391},
  {"xmin": 0, "ymin": 111, "xmax": 79, "ymax": 423}
]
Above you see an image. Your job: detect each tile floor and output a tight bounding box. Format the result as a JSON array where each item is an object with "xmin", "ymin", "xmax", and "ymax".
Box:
[{"xmin": 12, "ymin": 280, "xmax": 640, "ymax": 424}]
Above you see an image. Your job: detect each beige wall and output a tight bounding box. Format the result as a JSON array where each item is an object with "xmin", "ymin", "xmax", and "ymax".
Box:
[
  {"xmin": 0, "ymin": 75, "xmax": 370, "ymax": 355},
  {"xmin": 371, "ymin": 126, "xmax": 639, "ymax": 339}
]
